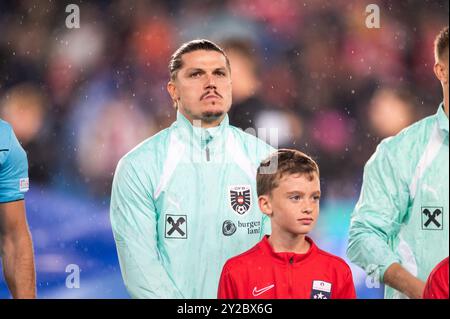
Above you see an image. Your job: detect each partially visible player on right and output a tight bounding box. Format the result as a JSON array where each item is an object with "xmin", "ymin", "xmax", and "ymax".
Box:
[{"xmin": 347, "ymin": 26, "xmax": 449, "ymax": 299}]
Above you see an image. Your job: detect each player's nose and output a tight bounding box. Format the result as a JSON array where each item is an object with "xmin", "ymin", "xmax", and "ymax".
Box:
[{"xmin": 204, "ymin": 73, "xmax": 217, "ymax": 88}]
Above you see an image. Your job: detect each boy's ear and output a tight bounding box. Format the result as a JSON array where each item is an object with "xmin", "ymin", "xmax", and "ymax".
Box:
[{"xmin": 258, "ymin": 195, "xmax": 272, "ymax": 217}]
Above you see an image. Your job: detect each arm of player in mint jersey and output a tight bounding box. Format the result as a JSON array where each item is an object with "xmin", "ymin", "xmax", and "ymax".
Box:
[
  {"xmin": 347, "ymin": 141, "xmax": 409, "ymax": 283},
  {"xmin": 110, "ymin": 157, "xmax": 183, "ymax": 299}
]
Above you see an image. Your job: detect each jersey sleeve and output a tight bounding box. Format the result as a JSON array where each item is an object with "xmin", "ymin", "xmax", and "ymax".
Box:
[
  {"xmin": 0, "ymin": 126, "xmax": 29, "ymax": 203},
  {"xmin": 347, "ymin": 141, "xmax": 409, "ymax": 283},
  {"xmin": 335, "ymin": 266, "xmax": 357, "ymax": 299},
  {"xmin": 217, "ymin": 262, "xmax": 238, "ymax": 299},
  {"xmin": 110, "ymin": 156, "xmax": 183, "ymax": 299}
]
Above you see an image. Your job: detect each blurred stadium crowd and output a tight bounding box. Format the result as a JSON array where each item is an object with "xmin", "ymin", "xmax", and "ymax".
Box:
[
  {"xmin": 0, "ymin": 0, "xmax": 448, "ymax": 298},
  {"xmin": 1, "ymin": 0, "xmax": 449, "ymax": 197}
]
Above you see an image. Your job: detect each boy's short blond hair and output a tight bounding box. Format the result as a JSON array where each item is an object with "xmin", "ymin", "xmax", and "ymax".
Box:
[{"xmin": 257, "ymin": 149, "xmax": 319, "ymax": 197}]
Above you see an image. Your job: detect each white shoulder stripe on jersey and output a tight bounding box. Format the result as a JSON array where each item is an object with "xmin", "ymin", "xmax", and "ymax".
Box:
[
  {"xmin": 154, "ymin": 132, "xmax": 186, "ymax": 200},
  {"xmin": 409, "ymin": 122, "xmax": 443, "ymax": 200},
  {"xmin": 226, "ymin": 133, "xmax": 256, "ymax": 181},
  {"xmin": 397, "ymin": 234, "xmax": 418, "ymax": 277}
]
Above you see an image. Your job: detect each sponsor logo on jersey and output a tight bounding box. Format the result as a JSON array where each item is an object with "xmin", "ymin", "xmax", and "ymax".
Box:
[
  {"xmin": 229, "ymin": 185, "xmax": 252, "ymax": 215},
  {"xmin": 222, "ymin": 220, "xmax": 261, "ymax": 235},
  {"xmin": 421, "ymin": 207, "xmax": 443, "ymax": 230},
  {"xmin": 19, "ymin": 178, "xmax": 29, "ymax": 192},
  {"xmin": 310, "ymin": 280, "xmax": 332, "ymax": 299},
  {"xmin": 222, "ymin": 220, "xmax": 237, "ymax": 236},
  {"xmin": 238, "ymin": 220, "xmax": 261, "ymax": 235},
  {"xmin": 165, "ymin": 214, "xmax": 187, "ymax": 239}
]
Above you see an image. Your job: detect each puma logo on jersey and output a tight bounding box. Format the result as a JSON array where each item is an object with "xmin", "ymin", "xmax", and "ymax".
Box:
[{"xmin": 252, "ymin": 284, "xmax": 274, "ymax": 296}]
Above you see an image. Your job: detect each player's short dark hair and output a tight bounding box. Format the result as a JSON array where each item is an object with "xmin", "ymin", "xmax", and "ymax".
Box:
[
  {"xmin": 257, "ymin": 149, "xmax": 320, "ymax": 197},
  {"xmin": 168, "ymin": 39, "xmax": 230, "ymax": 80},
  {"xmin": 435, "ymin": 26, "xmax": 449, "ymax": 61}
]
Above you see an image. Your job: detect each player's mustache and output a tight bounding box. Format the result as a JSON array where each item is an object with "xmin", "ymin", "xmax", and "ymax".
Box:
[{"xmin": 200, "ymin": 90, "xmax": 223, "ymax": 100}]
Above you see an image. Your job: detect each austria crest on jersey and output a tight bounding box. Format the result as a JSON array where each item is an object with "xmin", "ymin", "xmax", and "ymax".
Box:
[{"xmin": 229, "ymin": 185, "xmax": 252, "ymax": 215}]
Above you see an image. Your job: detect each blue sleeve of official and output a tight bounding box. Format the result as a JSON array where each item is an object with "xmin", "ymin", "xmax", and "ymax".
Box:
[{"xmin": 0, "ymin": 123, "xmax": 29, "ymax": 203}]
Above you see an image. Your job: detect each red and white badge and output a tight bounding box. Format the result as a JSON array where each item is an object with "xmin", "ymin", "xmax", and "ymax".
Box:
[{"xmin": 229, "ymin": 185, "xmax": 252, "ymax": 216}]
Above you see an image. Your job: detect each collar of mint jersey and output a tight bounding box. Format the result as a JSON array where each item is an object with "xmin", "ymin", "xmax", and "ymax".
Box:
[
  {"xmin": 437, "ymin": 102, "xmax": 449, "ymax": 133},
  {"xmin": 175, "ymin": 110, "xmax": 230, "ymax": 144}
]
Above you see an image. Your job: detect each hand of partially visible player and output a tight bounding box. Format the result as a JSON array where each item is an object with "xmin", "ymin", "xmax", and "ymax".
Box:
[{"xmin": 384, "ymin": 263, "xmax": 426, "ymax": 299}]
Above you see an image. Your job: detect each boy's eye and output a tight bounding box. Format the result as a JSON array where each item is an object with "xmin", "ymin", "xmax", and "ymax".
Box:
[
  {"xmin": 290, "ymin": 196, "xmax": 301, "ymax": 201},
  {"xmin": 313, "ymin": 196, "xmax": 321, "ymax": 201},
  {"xmin": 215, "ymin": 71, "xmax": 226, "ymax": 76}
]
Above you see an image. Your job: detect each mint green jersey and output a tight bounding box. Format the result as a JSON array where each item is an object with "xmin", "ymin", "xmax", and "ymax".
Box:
[
  {"xmin": 110, "ymin": 112, "xmax": 275, "ymax": 298},
  {"xmin": 348, "ymin": 104, "xmax": 449, "ymax": 299}
]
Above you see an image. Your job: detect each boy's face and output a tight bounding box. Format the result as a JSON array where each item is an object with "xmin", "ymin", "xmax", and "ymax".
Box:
[{"xmin": 259, "ymin": 172, "xmax": 321, "ymax": 236}]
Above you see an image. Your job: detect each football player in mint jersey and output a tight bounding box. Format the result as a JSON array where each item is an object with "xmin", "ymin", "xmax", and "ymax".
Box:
[
  {"xmin": 348, "ymin": 26, "xmax": 449, "ymax": 299},
  {"xmin": 110, "ymin": 40, "xmax": 275, "ymax": 298}
]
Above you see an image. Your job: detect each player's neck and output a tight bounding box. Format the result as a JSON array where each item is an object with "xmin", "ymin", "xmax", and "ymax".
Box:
[
  {"xmin": 268, "ymin": 232, "xmax": 310, "ymax": 254},
  {"xmin": 179, "ymin": 109, "xmax": 226, "ymax": 128}
]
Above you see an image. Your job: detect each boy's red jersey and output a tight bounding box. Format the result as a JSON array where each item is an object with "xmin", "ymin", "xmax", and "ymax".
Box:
[
  {"xmin": 423, "ymin": 257, "xmax": 449, "ymax": 299},
  {"xmin": 218, "ymin": 236, "xmax": 356, "ymax": 299}
]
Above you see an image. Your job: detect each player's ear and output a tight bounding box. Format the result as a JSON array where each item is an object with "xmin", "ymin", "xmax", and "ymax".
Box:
[
  {"xmin": 258, "ymin": 195, "xmax": 272, "ymax": 217},
  {"xmin": 167, "ymin": 81, "xmax": 179, "ymax": 107},
  {"xmin": 434, "ymin": 60, "xmax": 448, "ymax": 85}
]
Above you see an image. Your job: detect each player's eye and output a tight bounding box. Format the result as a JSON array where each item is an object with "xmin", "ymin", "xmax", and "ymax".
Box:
[
  {"xmin": 290, "ymin": 195, "xmax": 301, "ymax": 201},
  {"xmin": 190, "ymin": 71, "xmax": 202, "ymax": 78},
  {"xmin": 313, "ymin": 195, "xmax": 321, "ymax": 202},
  {"xmin": 214, "ymin": 70, "xmax": 226, "ymax": 76}
]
